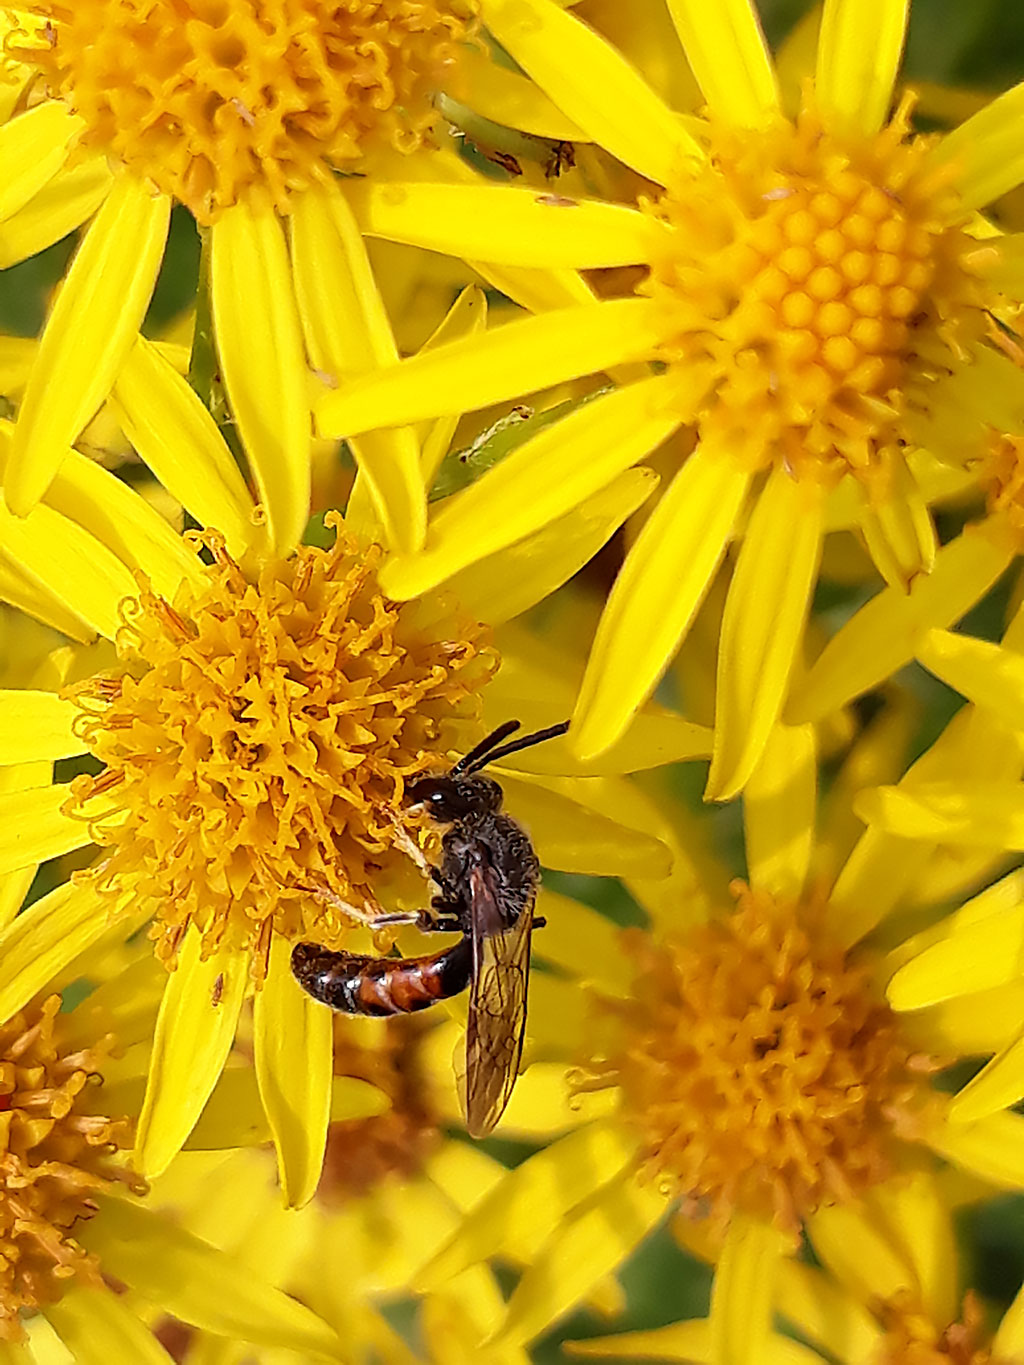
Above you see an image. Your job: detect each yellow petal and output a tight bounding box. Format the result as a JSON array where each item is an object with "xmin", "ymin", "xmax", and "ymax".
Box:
[
  {"xmin": 948, "ymin": 1034, "xmax": 1024, "ymax": 1125},
  {"xmin": 665, "ymin": 0, "xmax": 779, "ymax": 127},
  {"xmin": 710, "ymin": 1215, "xmax": 790, "ymax": 1365},
  {"xmin": 44, "ymin": 1284, "xmax": 173, "ymax": 1365},
  {"xmin": 888, "ymin": 903, "xmax": 1024, "ymax": 1010},
  {"xmin": 290, "ymin": 182, "xmax": 424, "ymax": 554},
  {"xmin": 858, "ymin": 462, "xmax": 936, "ymax": 591},
  {"xmin": 532, "ymin": 891, "xmax": 632, "ymax": 995},
  {"xmin": 449, "ymin": 45, "xmax": 585, "ymax": 140},
  {"xmin": 501, "ymin": 772, "xmax": 672, "ymax": 879},
  {"xmin": 253, "ymin": 930, "xmax": 333, "ymax": 1209},
  {"xmin": 924, "ymin": 1108, "xmax": 1024, "ymax": 1189},
  {"xmin": 572, "ymin": 448, "xmax": 751, "ymax": 762},
  {"xmin": 566, "ymin": 1321, "xmax": 711, "ymax": 1361},
  {"xmin": 317, "ymin": 298, "xmax": 669, "ymax": 438},
  {"xmin": 419, "ymin": 285, "xmax": 488, "ymax": 488},
  {"xmin": 492, "ymin": 1172, "xmax": 669, "ymax": 1348},
  {"xmin": 135, "ymin": 933, "xmax": 249, "ymax": 1178},
  {"xmin": 806, "ymin": 1200, "xmax": 916, "ymax": 1306},
  {"xmin": 0, "ymin": 879, "xmax": 118, "ymax": 1022},
  {"xmin": 994, "ymin": 1281, "xmax": 1024, "ymax": 1358},
  {"xmin": 927, "ymin": 79, "xmax": 1024, "ymax": 211},
  {"xmin": 744, "ymin": 723, "xmax": 816, "ymax": 903},
  {"xmin": 479, "ymin": 0, "xmax": 700, "ymax": 186},
  {"xmin": 787, "ymin": 525, "xmax": 1016, "ymax": 723},
  {"xmin": 856, "ymin": 779, "xmax": 1024, "ymax": 846},
  {"xmin": 78, "ymin": 1197, "xmax": 343, "ymax": 1359},
  {"xmin": 0, "ymin": 155, "xmax": 112, "ymax": 270},
  {"xmin": 0, "ymin": 554, "xmax": 94, "ymax": 643},
  {"xmin": 0, "ymin": 690, "xmax": 83, "ymax": 763},
  {"xmin": 450, "ymin": 466, "xmax": 659, "ymax": 625},
  {"xmin": 0, "ymin": 488, "xmax": 136, "ymax": 640},
  {"xmin": 0, "ymin": 101, "xmax": 80, "ymax": 222},
  {"xmin": 111, "ymin": 335, "xmax": 257, "ymax": 558},
  {"xmin": 776, "ymin": 1261, "xmax": 881, "ymax": 1363},
  {"xmin": 816, "ymin": 0, "xmax": 908, "ymax": 138},
  {"xmin": 0, "ymin": 782, "xmax": 92, "ymax": 875},
  {"xmin": 707, "ymin": 472, "xmax": 824, "ymax": 800},
  {"xmin": 382, "ymin": 374, "xmax": 683, "ymax": 600},
  {"xmin": 210, "ymin": 202, "xmax": 310, "ymax": 554},
  {"xmin": 0, "ymin": 762, "xmax": 50, "ymax": 930},
  {"xmin": 418, "ymin": 1120, "xmax": 639, "ymax": 1289},
  {"xmin": 347, "ymin": 180, "xmax": 660, "ymax": 268},
  {"xmin": 917, "ymin": 627, "xmax": 1024, "ymax": 732},
  {"xmin": 870, "ymin": 1172, "xmax": 957, "ymax": 1328},
  {"xmin": 471, "ymin": 258, "xmax": 597, "ymax": 312},
  {"xmin": 6, "ymin": 173, "xmax": 170, "ymax": 515}
]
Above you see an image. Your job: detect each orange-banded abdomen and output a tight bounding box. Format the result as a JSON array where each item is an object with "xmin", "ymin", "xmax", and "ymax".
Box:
[{"xmin": 290, "ymin": 938, "xmax": 472, "ymax": 1016}]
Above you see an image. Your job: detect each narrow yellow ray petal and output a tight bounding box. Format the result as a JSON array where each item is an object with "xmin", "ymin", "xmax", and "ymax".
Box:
[
  {"xmin": 6, "ymin": 173, "xmax": 171, "ymax": 515},
  {"xmin": 572, "ymin": 449, "xmax": 752, "ymax": 762},
  {"xmin": 501, "ymin": 772, "xmax": 672, "ymax": 878},
  {"xmin": 856, "ymin": 779, "xmax": 1024, "ymax": 846},
  {"xmin": 0, "ymin": 555, "xmax": 93, "ymax": 643},
  {"xmin": 382, "ymin": 374, "xmax": 683, "ymax": 600},
  {"xmin": 471, "ymin": 258, "xmax": 597, "ymax": 312},
  {"xmin": 665, "ymin": 0, "xmax": 778, "ymax": 127},
  {"xmin": 493, "ymin": 1172, "xmax": 670, "ymax": 1348},
  {"xmin": 450, "ymin": 45, "xmax": 586, "ymax": 140},
  {"xmin": 347, "ymin": 181, "xmax": 660, "ymax": 268},
  {"xmin": 710, "ymin": 1215, "xmax": 790, "ymax": 1365},
  {"xmin": 44, "ymin": 1284, "xmax": 173, "ymax": 1365},
  {"xmin": 566, "ymin": 1321, "xmax": 711, "ymax": 1360},
  {"xmin": 948, "ymin": 1034, "xmax": 1024, "ymax": 1125},
  {"xmin": 0, "ymin": 101, "xmax": 80, "ymax": 222},
  {"xmin": 479, "ymin": 0, "xmax": 699, "ymax": 186},
  {"xmin": 707, "ymin": 473, "xmax": 824, "ymax": 800},
  {"xmin": 744, "ymin": 723, "xmax": 816, "ymax": 902},
  {"xmin": 449, "ymin": 466, "xmax": 659, "ymax": 625},
  {"xmin": 532, "ymin": 891, "xmax": 633, "ymax": 994},
  {"xmin": 777, "ymin": 1261, "xmax": 881, "ymax": 1364},
  {"xmin": 888, "ymin": 905, "xmax": 1024, "ymax": 1010},
  {"xmin": 816, "ymin": 0, "xmax": 908, "ymax": 138},
  {"xmin": 417, "ymin": 1121, "xmax": 639, "ymax": 1289},
  {"xmin": 0, "ymin": 493, "xmax": 137, "ymax": 640},
  {"xmin": 918, "ymin": 628, "xmax": 1024, "ymax": 731},
  {"xmin": 994, "ymin": 1281, "xmax": 1024, "ymax": 1358},
  {"xmin": 135, "ymin": 933, "xmax": 249, "ymax": 1178},
  {"xmin": 924, "ymin": 1108, "xmax": 1024, "ymax": 1189},
  {"xmin": 787, "ymin": 526, "xmax": 1016, "ymax": 722},
  {"xmin": 0, "ymin": 762, "xmax": 50, "ymax": 929},
  {"xmin": 422, "ymin": 1141, "xmax": 507, "ymax": 1216},
  {"xmin": 317, "ymin": 298, "xmax": 668, "ymax": 438},
  {"xmin": 807, "ymin": 1202, "xmax": 915, "ymax": 1307},
  {"xmin": 2, "ymin": 1328, "xmax": 48, "ymax": 1364},
  {"xmin": 112, "ymin": 336, "xmax": 257, "ymax": 558},
  {"xmin": 0, "ymin": 155, "xmax": 112, "ymax": 270},
  {"xmin": 0, "ymin": 690, "xmax": 83, "ymax": 764},
  {"xmin": 253, "ymin": 931, "xmax": 333, "ymax": 1210},
  {"xmin": 872, "ymin": 1173, "xmax": 957, "ymax": 1328},
  {"xmin": 858, "ymin": 462, "xmax": 936, "ymax": 590},
  {"xmin": 0, "ymin": 879, "xmax": 114, "ymax": 1023},
  {"xmin": 291, "ymin": 182, "xmax": 424, "ymax": 553},
  {"xmin": 210, "ymin": 203, "xmax": 310, "ymax": 554},
  {"xmin": 927, "ymin": 79, "xmax": 1024, "ymax": 211},
  {"xmin": 78, "ymin": 1198, "xmax": 343, "ymax": 1359},
  {"xmin": 0, "ymin": 782, "xmax": 91, "ymax": 875},
  {"xmin": 36, "ymin": 442, "xmax": 205, "ymax": 602},
  {"xmin": 420, "ymin": 285, "xmax": 487, "ymax": 488}
]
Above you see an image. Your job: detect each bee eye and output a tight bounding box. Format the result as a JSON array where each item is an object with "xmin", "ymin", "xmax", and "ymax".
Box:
[{"xmin": 430, "ymin": 791, "xmax": 446, "ymax": 805}]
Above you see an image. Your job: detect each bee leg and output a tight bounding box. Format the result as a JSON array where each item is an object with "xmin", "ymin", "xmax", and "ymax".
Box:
[
  {"xmin": 532, "ymin": 915, "xmax": 547, "ymax": 929},
  {"xmin": 291, "ymin": 878, "xmax": 382, "ymax": 927},
  {"xmin": 389, "ymin": 820, "xmax": 433, "ymax": 876}
]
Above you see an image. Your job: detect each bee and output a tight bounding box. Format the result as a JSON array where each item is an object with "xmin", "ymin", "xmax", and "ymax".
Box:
[{"xmin": 291, "ymin": 719, "xmax": 569, "ymax": 1137}]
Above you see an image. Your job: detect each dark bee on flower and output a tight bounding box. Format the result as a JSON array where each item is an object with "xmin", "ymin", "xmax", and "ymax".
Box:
[{"xmin": 291, "ymin": 719, "xmax": 569, "ymax": 1137}]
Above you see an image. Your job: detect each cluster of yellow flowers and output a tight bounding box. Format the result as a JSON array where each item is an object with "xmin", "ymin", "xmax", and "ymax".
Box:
[{"xmin": 1, "ymin": 0, "xmax": 1024, "ymax": 1360}]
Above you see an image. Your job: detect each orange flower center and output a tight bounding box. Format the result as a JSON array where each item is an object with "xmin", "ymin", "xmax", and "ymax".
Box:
[
  {"xmin": 7, "ymin": 0, "xmax": 476, "ymax": 220},
  {"xmin": 66, "ymin": 518, "xmax": 494, "ymax": 977},
  {"xmin": 581, "ymin": 883, "xmax": 931, "ymax": 1230},
  {"xmin": 0, "ymin": 995, "xmax": 136, "ymax": 1342},
  {"xmin": 644, "ymin": 97, "xmax": 995, "ymax": 495}
]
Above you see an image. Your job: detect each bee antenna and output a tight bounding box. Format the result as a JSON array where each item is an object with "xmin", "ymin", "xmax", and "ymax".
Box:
[
  {"xmin": 464, "ymin": 720, "xmax": 570, "ymax": 773},
  {"xmin": 451, "ymin": 720, "xmax": 521, "ymax": 776}
]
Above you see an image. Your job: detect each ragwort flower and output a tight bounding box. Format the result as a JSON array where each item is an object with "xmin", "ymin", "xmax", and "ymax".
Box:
[
  {"xmin": 317, "ymin": 0, "xmax": 1024, "ymax": 798},
  {"xmin": 0, "ymin": 323, "xmax": 686, "ymax": 1205},
  {"xmin": 0, "ymin": 0, "xmax": 580, "ymax": 555},
  {"xmin": 414, "ymin": 713, "xmax": 1024, "ymax": 1351}
]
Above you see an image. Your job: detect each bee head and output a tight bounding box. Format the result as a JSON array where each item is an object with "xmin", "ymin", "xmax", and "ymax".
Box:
[{"xmin": 405, "ymin": 773, "xmax": 503, "ymax": 822}]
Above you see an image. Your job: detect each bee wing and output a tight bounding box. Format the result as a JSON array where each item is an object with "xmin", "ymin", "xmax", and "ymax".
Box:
[{"xmin": 461, "ymin": 859, "xmax": 533, "ymax": 1138}]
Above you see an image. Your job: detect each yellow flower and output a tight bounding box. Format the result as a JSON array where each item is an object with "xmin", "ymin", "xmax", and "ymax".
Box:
[
  {"xmin": 316, "ymin": 0, "xmax": 1024, "ymax": 797},
  {"xmin": 565, "ymin": 1167, "xmax": 1024, "ymax": 1364},
  {"xmin": 0, "ymin": 0, "xmax": 579, "ymax": 554},
  {"xmin": 0, "ymin": 323, "xmax": 688, "ymax": 1206},
  {"xmin": 413, "ymin": 715, "xmax": 1024, "ymax": 1351},
  {"xmin": 0, "ymin": 933, "xmax": 343, "ymax": 1357}
]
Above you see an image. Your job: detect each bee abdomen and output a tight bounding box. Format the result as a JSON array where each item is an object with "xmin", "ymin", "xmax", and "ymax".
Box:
[{"xmin": 291, "ymin": 939, "xmax": 472, "ymax": 1016}]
